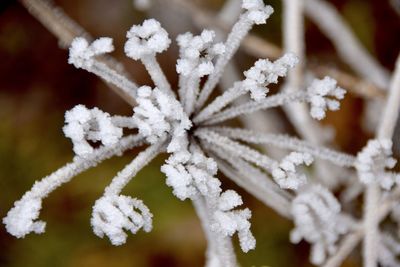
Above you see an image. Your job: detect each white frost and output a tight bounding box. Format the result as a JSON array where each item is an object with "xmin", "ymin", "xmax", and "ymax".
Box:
[
  {"xmin": 272, "ymin": 152, "xmax": 313, "ymax": 190},
  {"xmin": 91, "ymin": 195, "xmax": 153, "ymax": 245},
  {"xmin": 63, "ymin": 105, "xmax": 123, "ymax": 158},
  {"xmin": 68, "ymin": 37, "xmax": 114, "ymax": 69},
  {"xmin": 125, "ymin": 19, "xmax": 171, "ymax": 60}
]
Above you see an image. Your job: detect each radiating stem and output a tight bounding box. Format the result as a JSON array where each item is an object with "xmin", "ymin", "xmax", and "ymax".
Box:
[
  {"xmin": 141, "ymin": 55, "xmax": 174, "ymax": 96},
  {"xmin": 201, "ymin": 91, "xmax": 308, "ymax": 125},
  {"xmin": 209, "ymin": 126, "xmax": 356, "ymax": 167},
  {"xmin": 104, "ymin": 138, "xmax": 166, "ymax": 196}
]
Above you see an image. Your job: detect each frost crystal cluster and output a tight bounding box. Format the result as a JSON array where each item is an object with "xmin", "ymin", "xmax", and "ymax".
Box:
[{"xmin": 5, "ymin": 0, "xmax": 400, "ymax": 266}]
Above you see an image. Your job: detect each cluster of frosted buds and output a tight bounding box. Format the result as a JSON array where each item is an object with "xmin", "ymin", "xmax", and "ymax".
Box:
[
  {"xmin": 290, "ymin": 185, "xmax": 350, "ymax": 265},
  {"xmin": 161, "ymin": 150, "xmax": 221, "ymax": 201},
  {"xmin": 211, "ymin": 190, "xmax": 256, "ymax": 252},
  {"xmin": 124, "ymin": 19, "xmax": 170, "ymax": 60},
  {"xmin": 176, "ymin": 30, "xmax": 225, "ymax": 77},
  {"xmin": 272, "ymin": 152, "xmax": 313, "ymax": 190},
  {"xmin": 176, "ymin": 30, "xmax": 225, "ymax": 115},
  {"xmin": 242, "ymin": 0, "xmax": 274, "ymax": 24},
  {"xmin": 68, "ymin": 37, "xmax": 113, "ymax": 69},
  {"xmin": 307, "ymin": 76, "xmax": 346, "ymax": 120},
  {"xmin": 243, "ymin": 53, "xmax": 298, "ymax": 101},
  {"xmin": 132, "ymin": 86, "xmax": 192, "ymax": 156},
  {"xmin": 63, "ymin": 105, "xmax": 123, "ymax": 157},
  {"xmin": 91, "ymin": 195, "xmax": 153, "ymax": 245},
  {"xmin": 355, "ymin": 139, "xmax": 400, "ymax": 189},
  {"xmin": 3, "ymin": 194, "xmax": 45, "ymax": 238}
]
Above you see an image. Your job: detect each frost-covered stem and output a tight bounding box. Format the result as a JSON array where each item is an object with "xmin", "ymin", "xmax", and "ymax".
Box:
[
  {"xmin": 184, "ymin": 76, "xmax": 201, "ymax": 116},
  {"xmin": 140, "ymin": 55, "xmax": 174, "ymax": 96},
  {"xmin": 90, "ymin": 61, "xmax": 138, "ymax": 99},
  {"xmin": 104, "ymin": 138, "xmax": 166, "ymax": 196},
  {"xmin": 363, "ymin": 184, "xmax": 380, "ymax": 267},
  {"xmin": 20, "ymin": 0, "xmax": 90, "ymax": 48},
  {"xmin": 282, "ymin": 0, "xmax": 326, "ymax": 143},
  {"xmin": 202, "ymin": 91, "xmax": 308, "ymax": 125},
  {"xmin": 13, "ymin": 134, "xmax": 144, "ymax": 203},
  {"xmin": 210, "ymin": 127, "xmax": 356, "ymax": 167},
  {"xmin": 283, "ymin": 0, "xmax": 304, "ymax": 87},
  {"xmin": 377, "ymin": 55, "xmax": 400, "ymax": 139},
  {"xmin": 195, "ymin": 6, "xmax": 273, "ymax": 111},
  {"xmin": 323, "ymin": 226, "xmax": 364, "ymax": 267},
  {"xmin": 192, "ymin": 196, "xmax": 238, "ymax": 267},
  {"xmin": 20, "ymin": 0, "xmax": 138, "ymax": 106},
  {"xmin": 196, "ymin": 129, "xmax": 276, "ymax": 172},
  {"xmin": 192, "ymin": 197, "xmax": 220, "ymax": 266},
  {"xmin": 304, "ymin": 0, "xmax": 390, "ymax": 88},
  {"xmin": 194, "ymin": 83, "xmax": 245, "ymax": 123},
  {"xmin": 178, "ymin": 75, "xmax": 188, "ymax": 104},
  {"xmin": 363, "ymin": 54, "xmax": 400, "ymax": 267}
]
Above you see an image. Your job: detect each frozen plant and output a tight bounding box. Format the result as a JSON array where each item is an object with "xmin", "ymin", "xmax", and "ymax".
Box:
[{"xmin": 5, "ymin": 0, "xmax": 400, "ymax": 266}]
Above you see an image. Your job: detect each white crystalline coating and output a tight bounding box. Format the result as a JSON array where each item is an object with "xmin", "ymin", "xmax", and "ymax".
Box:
[
  {"xmin": 242, "ymin": 0, "xmax": 274, "ymax": 25},
  {"xmin": 161, "ymin": 152, "xmax": 222, "ymax": 201},
  {"xmin": 272, "ymin": 152, "xmax": 313, "ymax": 190},
  {"xmin": 132, "ymin": 86, "xmax": 192, "ymax": 154},
  {"xmin": 243, "ymin": 53, "xmax": 298, "ymax": 101},
  {"xmin": 176, "ymin": 30, "xmax": 225, "ymax": 77},
  {"xmin": 124, "ymin": 19, "xmax": 171, "ymax": 60},
  {"xmin": 91, "ymin": 195, "xmax": 153, "ymax": 246},
  {"xmin": 63, "ymin": 105, "xmax": 123, "ymax": 157},
  {"xmin": 307, "ymin": 76, "xmax": 346, "ymax": 120},
  {"xmin": 211, "ymin": 190, "xmax": 256, "ymax": 253},
  {"xmin": 290, "ymin": 185, "xmax": 350, "ymax": 265},
  {"xmin": 355, "ymin": 139, "xmax": 400, "ymax": 190},
  {"xmin": 3, "ymin": 195, "xmax": 45, "ymax": 238},
  {"xmin": 68, "ymin": 37, "xmax": 114, "ymax": 68}
]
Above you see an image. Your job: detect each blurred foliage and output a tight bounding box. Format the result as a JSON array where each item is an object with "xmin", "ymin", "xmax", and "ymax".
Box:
[{"xmin": 0, "ymin": 0, "xmax": 399, "ymax": 266}]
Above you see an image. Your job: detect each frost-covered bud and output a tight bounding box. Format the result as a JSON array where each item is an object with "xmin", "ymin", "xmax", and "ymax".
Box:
[
  {"xmin": 91, "ymin": 195, "xmax": 153, "ymax": 245},
  {"xmin": 3, "ymin": 195, "xmax": 45, "ymax": 238},
  {"xmin": 63, "ymin": 105, "xmax": 123, "ymax": 157},
  {"xmin": 211, "ymin": 190, "xmax": 256, "ymax": 252},
  {"xmin": 162, "ymin": 163, "xmax": 197, "ymax": 200},
  {"xmin": 161, "ymin": 152, "xmax": 221, "ymax": 200},
  {"xmin": 307, "ymin": 77, "xmax": 346, "ymax": 120},
  {"xmin": 243, "ymin": 53, "xmax": 298, "ymax": 101},
  {"xmin": 355, "ymin": 139, "xmax": 400, "ymax": 190},
  {"xmin": 68, "ymin": 37, "xmax": 114, "ymax": 69},
  {"xmin": 124, "ymin": 19, "xmax": 171, "ymax": 60},
  {"xmin": 186, "ymin": 155, "xmax": 221, "ymax": 197},
  {"xmin": 242, "ymin": 0, "xmax": 274, "ymax": 25},
  {"xmin": 132, "ymin": 86, "xmax": 192, "ymax": 153},
  {"xmin": 290, "ymin": 185, "xmax": 349, "ymax": 265},
  {"xmin": 272, "ymin": 152, "xmax": 313, "ymax": 190},
  {"xmin": 176, "ymin": 30, "xmax": 225, "ymax": 77}
]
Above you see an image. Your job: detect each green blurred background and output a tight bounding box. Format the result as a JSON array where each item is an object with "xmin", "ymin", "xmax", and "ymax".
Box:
[{"xmin": 0, "ymin": 0, "xmax": 399, "ymax": 266}]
